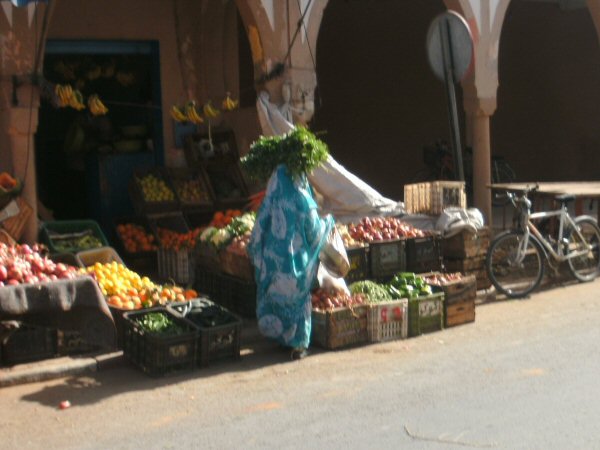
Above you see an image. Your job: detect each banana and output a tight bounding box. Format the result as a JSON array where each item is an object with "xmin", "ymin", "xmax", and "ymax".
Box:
[
  {"xmin": 202, "ymin": 101, "xmax": 220, "ymax": 119},
  {"xmin": 95, "ymin": 96, "xmax": 108, "ymax": 115},
  {"xmin": 70, "ymin": 90, "xmax": 86, "ymax": 111},
  {"xmin": 55, "ymin": 85, "xmax": 66, "ymax": 107},
  {"xmin": 221, "ymin": 93, "xmax": 239, "ymax": 111},
  {"xmin": 170, "ymin": 105, "xmax": 188, "ymax": 122},
  {"xmin": 186, "ymin": 102, "xmax": 204, "ymax": 124},
  {"xmin": 88, "ymin": 95, "xmax": 108, "ymax": 116}
]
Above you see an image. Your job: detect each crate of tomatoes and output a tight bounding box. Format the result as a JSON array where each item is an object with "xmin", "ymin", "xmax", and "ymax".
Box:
[
  {"xmin": 149, "ymin": 213, "xmax": 202, "ymax": 285},
  {"xmin": 113, "ymin": 216, "xmax": 159, "ymax": 275}
]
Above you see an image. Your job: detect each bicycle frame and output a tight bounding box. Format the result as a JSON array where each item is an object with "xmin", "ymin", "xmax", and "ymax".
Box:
[{"xmin": 517, "ymin": 202, "xmax": 591, "ymax": 263}]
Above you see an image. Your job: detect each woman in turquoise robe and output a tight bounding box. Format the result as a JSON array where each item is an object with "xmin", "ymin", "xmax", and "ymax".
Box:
[{"xmin": 247, "ymin": 164, "xmax": 333, "ymax": 359}]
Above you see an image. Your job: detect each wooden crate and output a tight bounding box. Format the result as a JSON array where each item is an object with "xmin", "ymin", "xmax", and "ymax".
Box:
[
  {"xmin": 442, "ymin": 227, "xmax": 491, "ymax": 259},
  {"xmin": 0, "ymin": 196, "xmax": 32, "ymax": 241},
  {"xmin": 404, "ymin": 181, "xmax": 466, "ymax": 215},
  {"xmin": 421, "ymin": 272, "xmax": 477, "ymax": 305},
  {"xmin": 311, "ymin": 305, "xmax": 368, "ymax": 350},
  {"xmin": 443, "ymin": 255, "xmax": 486, "ymax": 272},
  {"xmin": 219, "ymin": 249, "xmax": 254, "ymax": 282},
  {"xmin": 445, "ymin": 298, "xmax": 476, "ymax": 327}
]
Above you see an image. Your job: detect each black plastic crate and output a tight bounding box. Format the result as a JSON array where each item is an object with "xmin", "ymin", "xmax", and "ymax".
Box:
[
  {"xmin": 195, "ymin": 268, "xmax": 235, "ymax": 310},
  {"xmin": 2, "ymin": 324, "xmax": 57, "ymax": 366},
  {"xmin": 194, "ymin": 269, "xmax": 256, "ymax": 318},
  {"xmin": 344, "ymin": 245, "xmax": 370, "ymax": 282},
  {"xmin": 405, "ymin": 235, "xmax": 442, "ymax": 273},
  {"xmin": 57, "ymin": 330, "xmax": 100, "ymax": 355},
  {"xmin": 122, "ymin": 308, "xmax": 198, "ymax": 377},
  {"xmin": 369, "ymin": 239, "xmax": 407, "ymax": 280},
  {"xmin": 167, "ymin": 299, "xmax": 242, "ymax": 368}
]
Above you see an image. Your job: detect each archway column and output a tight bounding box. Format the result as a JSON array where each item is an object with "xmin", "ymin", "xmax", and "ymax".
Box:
[
  {"xmin": 464, "ymin": 94, "xmax": 497, "ymax": 224},
  {"xmin": 236, "ymin": 0, "xmax": 329, "ymax": 129}
]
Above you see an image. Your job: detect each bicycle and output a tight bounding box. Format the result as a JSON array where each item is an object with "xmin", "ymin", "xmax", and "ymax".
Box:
[{"xmin": 486, "ymin": 185, "xmax": 600, "ymax": 298}]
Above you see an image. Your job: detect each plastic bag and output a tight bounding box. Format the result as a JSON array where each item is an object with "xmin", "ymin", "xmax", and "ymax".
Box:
[
  {"xmin": 317, "ymin": 262, "xmax": 350, "ymax": 295},
  {"xmin": 436, "ymin": 207, "xmax": 485, "ymax": 237},
  {"xmin": 318, "ymin": 226, "xmax": 350, "ymax": 278}
]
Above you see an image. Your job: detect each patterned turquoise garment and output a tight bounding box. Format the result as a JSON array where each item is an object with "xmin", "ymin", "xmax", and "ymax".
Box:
[{"xmin": 247, "ymin": 165, "xmax": 333, "ymax": 349}]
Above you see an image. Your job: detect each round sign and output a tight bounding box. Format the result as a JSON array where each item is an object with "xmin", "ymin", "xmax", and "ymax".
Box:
[{"xmin": 426, "ymin": 11, "xmax": 473, "ymax": 83}]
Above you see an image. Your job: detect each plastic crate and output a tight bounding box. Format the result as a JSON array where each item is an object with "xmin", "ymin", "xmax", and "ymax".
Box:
[
  {"xmin": 158, "ymin": 247, "xmax": 195, "ymax": 285},
  {"xmin": 404, "ymin": 181, "xmax": 466, "ymax": 215},
  {"xmin": 167, "ymin": 299, "xmax": 241, "ymax": 368},
  {"xmin": 407, "ymin": 292, "xmax": 444, "ymax": 337},
  {"xmin": 57, "ymin": 330, "xmax": 100, "ymax": 355},
  {"xmin": 167, "ymin": 167, "xmax": 214, "ymax": 210},
  {"xmin": 122, "ymin": 308, "xmax": 198, "ymax": 377},
  {"xmin": 49, "ymin": 252, "xmax": 83, "ymax": 268},
  {"xmin": 40, "ymin": 220, "xmax": 109, "ymax": 254},
  {"xmin": 129, "ymin": 167, "xmax": 179, "ymax": 215},
  {"xmin": 2, "ymin": 324, "xmax": 57, "ymax": 366},
  {"xmin": 76, "ymin": 246, "xmax": 124, "ymax": 268},
  {"xmin": 405, "ymin": 235, "xmax": 442, "ymax": 273},
  {"xmin": 369, "ymin": 239, "xmax": 407, "ymax": 280},
  {"xmin": 113, "ymin": 216, "xmax": 159, "ymax": 258},
  {"xmin": 148, "ymin": 212, "xmax": 190, "ymax": 243},
  {"xmin": 367, "ymin": 299, "xmax": 408, "ymax": 343},
  {"xmin": 311, "ymin": 305, "xmax": 369, "ymax": 350},
  {"xmin": 345, "ymin": 245, "xmax": 370, "ymax": 282},
  {"xmin": 194, "ymin": 268, "xmax": 257, "ymax": 318}
]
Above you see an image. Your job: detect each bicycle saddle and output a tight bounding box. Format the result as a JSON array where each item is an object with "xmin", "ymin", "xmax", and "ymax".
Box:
[{"xmin": 555, "ymin": 194, "xmax": 576, "ymax": 204}]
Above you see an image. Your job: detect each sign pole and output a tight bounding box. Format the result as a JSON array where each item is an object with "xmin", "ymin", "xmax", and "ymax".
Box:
[{"xmin": 440, "ymin": 17, "xmax": 465, "ymax": 182}]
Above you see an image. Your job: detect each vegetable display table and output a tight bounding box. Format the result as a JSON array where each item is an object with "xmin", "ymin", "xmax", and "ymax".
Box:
[{"xmin": 0, "ymin": 276, "xmax": 116, "ymax": 350}]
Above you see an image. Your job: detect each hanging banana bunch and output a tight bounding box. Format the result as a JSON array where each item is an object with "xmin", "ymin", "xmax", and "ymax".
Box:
[
  {"xmin": 202, "ymin": 100, "xmax": 220, "ymax": 119},
  {"xmin": 54, "ymin": 84, "xmax": 86, "ymax": 110},
  {"xmin": 221, "ymin": 92, "xmax": 239, "ymax": 112},
  {"xmin": 88, "ymin": 94, "xmax": 109, "ymax": 116},
  {"xmin": 54, "ymin": 84, "xmax": 73, "ymax": 108},
  {"xmin": 170, "ymin": 105, "xmax": 188, "ymax": 123},
  {"xmin": 185, "ymin": 101, "xmax": 204, "ymax": 125}
]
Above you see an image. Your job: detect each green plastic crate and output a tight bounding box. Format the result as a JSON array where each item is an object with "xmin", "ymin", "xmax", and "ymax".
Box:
[
  {"xmin": 407, "ymin": 292, "xmax": 444, "ymax": 337},
  {"xmin": 40, "ymin": 220, "xmax": 109, "ymax": 254}
]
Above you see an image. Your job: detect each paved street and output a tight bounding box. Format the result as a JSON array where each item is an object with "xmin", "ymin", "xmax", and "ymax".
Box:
[{"xmin": 1, "ymin": 279, "xmax": 600, "ymax": 449}]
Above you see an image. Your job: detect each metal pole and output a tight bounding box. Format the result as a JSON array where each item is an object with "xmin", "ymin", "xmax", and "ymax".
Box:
[{"xmin": 440, "ymin": 18, "xmax": 465, "ymax": 181}]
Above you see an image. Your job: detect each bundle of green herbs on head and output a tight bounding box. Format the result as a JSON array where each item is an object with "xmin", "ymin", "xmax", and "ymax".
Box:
[{"xmin": 241, "ymin": 126, "xmax": 329, "ymax": 182}]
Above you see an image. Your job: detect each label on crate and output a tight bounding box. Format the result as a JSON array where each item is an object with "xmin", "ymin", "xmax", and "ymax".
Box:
[
  {"xmin": 380, "ymin": 305, "xmax": 404, "ymax": 323},
  {"xmin": 379, "ymin": 244, "xmax": 399, "ymax": 265},
  {"xmin": 419, "ymin": 299, "xmax": 442, "ymax": 318},
  {"xmin": 168, "ymin": 343, "xmax": 191, "ymax": 359}
]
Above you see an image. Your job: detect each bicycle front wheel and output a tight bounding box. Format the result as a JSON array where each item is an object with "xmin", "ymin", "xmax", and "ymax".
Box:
[
  {"xmin": 486, "ymin": 230, "xmax": 545, "ymax": 298},
  {"xmin": 567, "ymin": 216, "xmax": 600, "ymax": 282}
]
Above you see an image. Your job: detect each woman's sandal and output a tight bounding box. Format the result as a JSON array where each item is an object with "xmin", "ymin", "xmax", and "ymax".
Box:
[{"xmin": 290, "ymin": 348, "xmax": 309, "ymax": 360}]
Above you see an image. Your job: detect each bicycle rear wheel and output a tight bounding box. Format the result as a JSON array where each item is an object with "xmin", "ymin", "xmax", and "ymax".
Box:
[
  {"xmin": 486, "ymin": 230, "xmax": 545, "ymax": 298},
  {"xmin": 567, "ymin": 216, "xmax": 600, "ymax": 282}
]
